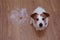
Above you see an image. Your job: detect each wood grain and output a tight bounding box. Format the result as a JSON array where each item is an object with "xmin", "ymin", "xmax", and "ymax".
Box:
[{"xmin": 0, "ymin": 0, "xmax": 60, "ymax": 40}]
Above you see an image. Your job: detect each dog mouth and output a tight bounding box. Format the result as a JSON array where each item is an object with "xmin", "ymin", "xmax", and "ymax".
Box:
[{"xmin": 39, "ymin": 26, "xmax": 47, "ymax": 30}]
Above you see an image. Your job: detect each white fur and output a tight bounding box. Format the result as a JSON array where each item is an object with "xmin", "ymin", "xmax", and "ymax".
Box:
[
  {"xmin": 8, "ymin": 8, "xmax": 28, "ymax": 27},
  {"xmin": 30, "ymin": 7, "xmax": 49, "ymax": 30},
  {"xmin": 33, "ymin": 7, "xmax": 46, "ymax": 14}
]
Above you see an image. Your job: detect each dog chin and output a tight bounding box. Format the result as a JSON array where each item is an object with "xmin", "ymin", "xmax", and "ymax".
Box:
[{"xmin": 35, "ymin": 26, "xmax": 47, "ymax": 31}]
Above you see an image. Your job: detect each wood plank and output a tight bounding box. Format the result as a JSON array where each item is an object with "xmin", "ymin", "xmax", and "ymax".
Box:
[{"xmin": 0, "ymin": 0, "xmax": 60, "ymax": 40}]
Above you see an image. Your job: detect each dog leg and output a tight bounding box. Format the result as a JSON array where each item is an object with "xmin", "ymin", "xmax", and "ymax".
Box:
[{"xmin": 30, "ymin": 18, "xmax": 33, "ymax": 25}]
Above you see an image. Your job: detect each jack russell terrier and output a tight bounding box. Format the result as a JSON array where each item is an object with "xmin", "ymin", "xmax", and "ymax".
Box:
[{"xmin": 30, "ymin": 7, "xmax": 50, "ymax": 30}]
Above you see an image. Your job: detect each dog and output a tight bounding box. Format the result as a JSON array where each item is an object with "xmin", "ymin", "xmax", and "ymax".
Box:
[{"xmin": 30, "ymin": 7, "xmax": 50, "ymax": 30}]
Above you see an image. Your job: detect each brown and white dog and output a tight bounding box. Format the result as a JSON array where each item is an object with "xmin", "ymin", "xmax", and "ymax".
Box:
[{"xmin": 30, "ymin": 7, "xmax": 50, "ymax": 30}]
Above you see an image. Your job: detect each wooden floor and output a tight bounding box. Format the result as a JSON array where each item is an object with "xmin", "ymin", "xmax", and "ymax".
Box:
[{"xmin": 0, "ymin": 0, "xmax": 60, "ymax": 40}]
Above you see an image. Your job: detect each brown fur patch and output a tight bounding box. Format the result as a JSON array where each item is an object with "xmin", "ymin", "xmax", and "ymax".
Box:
[
  {"xmin": 41, "ymin": 12, "xmax": 50, "ymax": 18},
  {"xmin": 31, "ymin": 13, "xmax": 38, "ymax": 20}
]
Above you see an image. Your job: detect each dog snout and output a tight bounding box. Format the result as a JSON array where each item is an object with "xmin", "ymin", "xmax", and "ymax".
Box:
[{"xmin": 39, "ymin": 23, "xmax": 43, "ymax": 27}]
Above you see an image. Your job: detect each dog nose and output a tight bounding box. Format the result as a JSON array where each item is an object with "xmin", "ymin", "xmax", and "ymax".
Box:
[{"xmin": 39, "ymin": 23, "xmax": 43, "ymax": 27}]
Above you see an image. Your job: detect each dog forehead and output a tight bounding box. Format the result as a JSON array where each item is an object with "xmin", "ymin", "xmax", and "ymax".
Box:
[{"xmin": 37, "ymin": 15, "xmax": 43, "ymax": 19}]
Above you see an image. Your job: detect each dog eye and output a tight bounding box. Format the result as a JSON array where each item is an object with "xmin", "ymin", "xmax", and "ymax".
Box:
[
  {"xmin": 36, "ymin": 18, "xmax": 39, "ymax": 21},
  {"xmin": 42, "ymin": 18, "xmax": 45, "ymax": 20}
]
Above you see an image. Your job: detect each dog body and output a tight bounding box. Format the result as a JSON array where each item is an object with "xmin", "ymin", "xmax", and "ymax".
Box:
[{"xmin": 30, "ymin": 7, "xmax": 49, "ymax": 30}]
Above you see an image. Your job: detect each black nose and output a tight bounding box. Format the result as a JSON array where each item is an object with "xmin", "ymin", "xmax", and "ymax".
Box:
[{"xmin": 39, "ymin": 23, "xmax": 43, "ymax": 27}]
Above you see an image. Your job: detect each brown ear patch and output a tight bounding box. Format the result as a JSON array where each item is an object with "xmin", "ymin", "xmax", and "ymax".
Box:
[
  {"xmin": 31, "ymin": 13, "xmax": 38, "ymax": 20},
  {"xmin": 41, "ymin": 12, "xmax": 50, "ymax": 18}
]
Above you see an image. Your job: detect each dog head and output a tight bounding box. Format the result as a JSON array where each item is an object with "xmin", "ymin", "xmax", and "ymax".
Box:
[{"xmin": 31, "ymin": 12, "xmax": 50, "ymax": 30}]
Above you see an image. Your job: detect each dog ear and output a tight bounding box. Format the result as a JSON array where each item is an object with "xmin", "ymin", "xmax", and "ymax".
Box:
[
  {"xmin": 43, "ymin": 12, "xmax": 50, "ymax": 17},
  {"xmin": 30, "ymin": 13, "xmax": 38, "ymax": 20}
]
